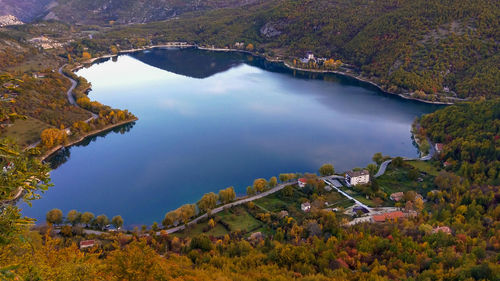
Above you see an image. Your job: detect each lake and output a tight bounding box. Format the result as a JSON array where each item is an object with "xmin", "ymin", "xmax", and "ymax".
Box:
[{"xmin": 21, "ymin": 48, "xmax": 440, "ymax": 226}]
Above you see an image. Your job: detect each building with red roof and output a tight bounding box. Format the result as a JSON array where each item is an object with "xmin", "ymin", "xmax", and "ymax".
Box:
[
  {"xmin": 298, "ymin": 178, "xmax": 307, "ymax": 188},
  {"xmin": 371, "ymin": 211, "xmax": 405, "ymax": 222},
  {"xmin": 79, "ymin": 240, "xmax": 96, "ymax": 249}
]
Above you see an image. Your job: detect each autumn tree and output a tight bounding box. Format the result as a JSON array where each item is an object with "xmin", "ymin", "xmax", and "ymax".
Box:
[
  {"xmin": 46, "ymin": 208, "xmax": 63, "ymax": 225},
  {"xmin": 81, "ymin": 212, "xmax": 94, "ymax": 227},
  {"xmin": 82, "ymin": 51, "xmax": 92, "ymax": 60},
  {"xmin": 41, "ymin": 128, "xmax": 67, "ymax": 148},
  {"xmin": 269, "ymin": 176, "xmax": 278, "ymax": 188},
  {"xmin": 95, "ymin": 214, "xmax": 110, "ymax": 230},
  {"xmin": 253, "ymin": 178, "xmax": 268, "ymax": 193},
  {"xmin": 219, "ymin": 187, "xmax": 236, "ymax": 204},
  {"xmin": 319, "ymin": 164, "xmax": 335, "ymax": 176},
  {"xmin": 112, "ymin": 215, "xmax": 124, "ymax": 229},
  {"xmin": 163, "ymin": 211, "xmax": 178, "ymax": 227},
  {"xmin": 197, "ymin": 192, "xmax": 218, "ymax": 213},
  {"xmin": 178, "ymin": 204, "xmax": 196, "ymax": 224},
  {"xmin": 66, "ymin": 210, "xmax": 81, "ymax": 226},
  {"xmin": 208, "ymin": 218, "xmax": 216, "ymax": 229}
]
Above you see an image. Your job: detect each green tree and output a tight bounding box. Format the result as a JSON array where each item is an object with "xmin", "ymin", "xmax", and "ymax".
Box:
[
  {"xmin": 392, "ymin": 157, "xmax": 404, "ymax": 167},
  {"xmin": 81, "ymin": 212, "xmax": 94, "ymax": 227},
  {"xmin": 367, "ymin": 163, "xmax": 378, "ymax": 175},
  {"xmin": 282, "ymin": 185, "xmax": 294, "ymax": 197},
  {"xmin": 372, "ymin": 152, "xmax": 383, "ymax": 165},
  {"xmin": 246, "ymin": 186, "xmax": 256, "ymax": 196},
  {"xmin": 111, "ymin": 215, "xmax": 124, "ymax": 229},
  {"xmin": 46, "ymin": 209, "xmax": 63, "ymax": 225},
  {"xmin": 319, "ymin": 164, "xmax": 335, "ymax": 176},
  {"xmin": 66, "ymin": 210, "xmax": 81, "ymax": 226},
  {"xmin": 151, "ymin": 222, "xmax": 159, "ymax": 232}
]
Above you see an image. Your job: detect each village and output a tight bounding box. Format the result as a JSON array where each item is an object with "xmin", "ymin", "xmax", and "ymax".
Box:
[{"xmin": 26, "ymin": 154, "xmax": 451, "ymax": 251}]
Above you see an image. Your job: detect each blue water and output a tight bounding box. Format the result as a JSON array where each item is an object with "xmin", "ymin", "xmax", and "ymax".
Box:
[{"xmin": 21, "ymin": 48, "xmax": 440, "ymax": 226}]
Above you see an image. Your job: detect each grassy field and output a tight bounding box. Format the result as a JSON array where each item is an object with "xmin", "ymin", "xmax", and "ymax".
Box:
[
  {"xmin": 218, "ymin": 208, "xmax": 262, "ymax": 232},
  {"xmin": 174, "ymin": 222, "xmax": 228, "ymax": 238},
  {"xmin": 377, "ymin": 162, "xmax": 437, "ymax": 197},
  {"xmin": 407, "ymin": 160, "xmax": 441, "ymax": 177},
  {"xmin": 2, "ymin": 117, "xmax": 52, "ymax": 147}
]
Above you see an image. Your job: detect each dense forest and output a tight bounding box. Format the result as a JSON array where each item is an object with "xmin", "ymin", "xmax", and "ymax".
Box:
[
  {"xmin": 67, "ymin": 0, "xmax": 500, "ymax": 102},
  {"xmin": 420, "ymin": 99, "xmax": 500, "ymax": 185}
]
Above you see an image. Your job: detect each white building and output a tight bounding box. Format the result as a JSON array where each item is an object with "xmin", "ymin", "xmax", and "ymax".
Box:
[
  {"xmin": 345, "ymin": 170, "xmax": 370, "ymax": 186},
  {"xmin": 298, "ymin": 178, "xmax": 307, "ymax": 188},
  {"xmin": 301, "ymin": 202, "xmax": 311, "ymax": 212}
]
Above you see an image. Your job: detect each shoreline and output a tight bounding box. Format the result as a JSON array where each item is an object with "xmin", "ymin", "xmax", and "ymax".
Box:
[
  {"xmin": 1, "ymin": 118, "xmax": 137, "ymax": 205},
  {"xmin": 82, "ymin": 43, "xmax": 457, "ymax": 105},
  {"xmin": 39, "ymin": 117, "xmax": 138, "ymax": 162}
]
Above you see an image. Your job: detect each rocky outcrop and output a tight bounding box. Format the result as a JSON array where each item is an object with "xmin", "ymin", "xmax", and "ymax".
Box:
[{"xmin": 260, "ymin": 20, "xmax": 286, "ymax": 38}]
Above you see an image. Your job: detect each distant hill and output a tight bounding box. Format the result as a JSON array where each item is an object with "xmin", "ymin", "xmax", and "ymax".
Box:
[
  {"xmin": 0, "ymin": 0, "xmax": 52, "ymax": 22},
  {"xmin": 0, "ymin": 0, "xmax": 268, "ymax": 24},
  {"xmin": 97, "ymin": 0, "xmax": 499, "ymax": 101}
]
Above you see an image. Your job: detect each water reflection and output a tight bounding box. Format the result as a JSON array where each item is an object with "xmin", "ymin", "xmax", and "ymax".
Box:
[
  {"xmin": 21, "ymin": 48, "xmax": 440, "ymax": 226},
  {"xmin": 47, "ymin": 122, "xmax": 136, "ymax": 169}
]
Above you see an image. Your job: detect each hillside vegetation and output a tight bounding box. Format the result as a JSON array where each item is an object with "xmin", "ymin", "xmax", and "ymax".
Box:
[
  {"xmin": 86, "ymin": 0, "xmax": 499, "ymax": 102},
  {"xmin": 420, "ymin": 99, "xmax": 500, "ymax": 185}
]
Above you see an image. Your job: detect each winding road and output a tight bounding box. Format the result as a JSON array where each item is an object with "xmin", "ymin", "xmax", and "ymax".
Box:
[
  {"xmin": 58, "ymin": 65, "xmax": 97, "ymax": 120},
  {"xmin": 374, "ymin": 143, "xmax": 436, "ymax": 178}
]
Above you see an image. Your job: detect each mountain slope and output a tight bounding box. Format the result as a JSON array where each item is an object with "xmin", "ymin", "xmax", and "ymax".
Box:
[
  {"xmin": 0, "ymin": 0, "xmax": 52, "ymax": 22},
  {"xmin": 96, "ymin": 0, "xmax": 499, "ymax": 101}
]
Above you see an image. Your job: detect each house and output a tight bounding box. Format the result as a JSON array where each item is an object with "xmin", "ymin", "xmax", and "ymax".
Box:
[
  {"xmin": 390, "ymin": 192, "xmax": 404, "ymax": 202},
  {"xmin": 298, "ymin": 178, "xmax": 307, "ymax": 188},
  {"xmin": 249, "ymin": 231, "xmax": 263, "ymax": 241},
  {"xmin": 371, "ymin": 211, "xmax": 405, "ymax": 223},
  {"xmin": 79, "ymin": 240, "xmax": 96, "ymax": 249},
  {"xmin": 432, "ymin": 226, "xmax": 451, "ymax": 234},
  {"xmin": 435, "ymin": 143, "xmax": 444, "ymax": 153},
  {"xmin": 305, "ymin": 51, "xmax": 315, "ymax": 60},
  {"xmin": 278, "ymin": 210, "xmax": 289, "ymax": 218},
  {"xmin": 345, "ymin": 170, "xmax": 370, "ymax": 186},
  {"xmin": 443, "ymin": 161, "xmax": 452, "ymax": 167},
  {"xmin": 301, "ymin": 202, "xmax": 311, "ymax": 212}
]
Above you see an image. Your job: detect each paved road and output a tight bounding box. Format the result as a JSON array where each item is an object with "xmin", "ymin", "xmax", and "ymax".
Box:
[
  {"xmin": 323, "ymin": 178, "xmax": 371, "ymax": 211},
  {"xmin": 58, "ymin": 65, "xmax": 98, "ymax": 120},
  {"xmin": 374, "ymin": 160, "xmax": 392, "ymax": 178},
  {"xmin": 159, "ymin": 181, "xmax": 297, "ymax": 234},
  {"xmin": 58, "ymin": 66, "xmax": 77, "ymax": 106},
  {"xmin": 374, "ymin": 144, "xmax": 436, "ymax": 178}
]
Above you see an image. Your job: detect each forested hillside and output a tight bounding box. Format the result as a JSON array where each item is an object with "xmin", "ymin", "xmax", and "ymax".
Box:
[
  {"xmin": 420, "ymin": 99, "xmax": 500, "ymax": 185},
  {"xmin": 89, "ymin": 0, "xmax": 499, "ymax": 102}
]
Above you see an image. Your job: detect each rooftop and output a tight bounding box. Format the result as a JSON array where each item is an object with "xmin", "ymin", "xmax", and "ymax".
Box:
[
  {"xmin": 372, "ymin": 211, "xmax": 404, "ymax": 222},
  {"xmin": 346, "ymin": 170, "xmax": 369, "ymax": 177}
]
